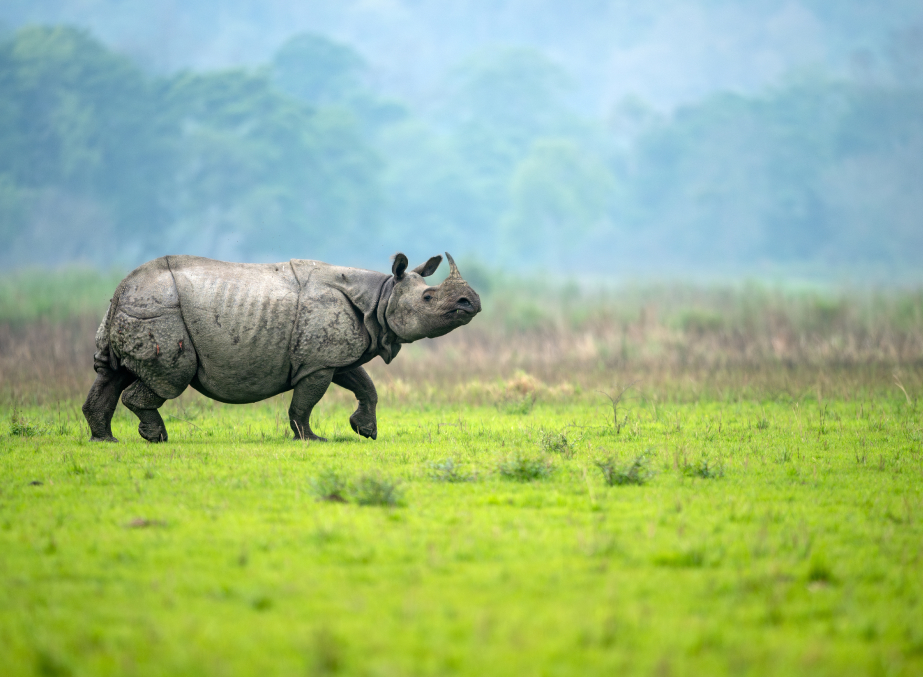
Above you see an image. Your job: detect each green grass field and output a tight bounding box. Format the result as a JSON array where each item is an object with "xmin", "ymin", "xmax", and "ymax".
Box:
[{"xmin": 2, "ymin": 393, "xmax": 921, "ymax": 676}]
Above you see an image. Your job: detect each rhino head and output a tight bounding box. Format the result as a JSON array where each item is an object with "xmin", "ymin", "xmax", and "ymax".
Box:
[{"xmin": 385, "ymin": 252, "xmax": 482, "ymax": 341}]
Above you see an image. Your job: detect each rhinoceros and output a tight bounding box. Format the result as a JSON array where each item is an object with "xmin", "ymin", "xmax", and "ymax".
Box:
[{"xmin": 81, "ymin": 252, "xmax": 480, "ymax": 442}]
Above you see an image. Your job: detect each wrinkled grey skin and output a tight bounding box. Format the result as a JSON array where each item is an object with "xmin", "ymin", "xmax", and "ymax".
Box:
[{"xmin": 81, "ymin": 252, "xmax": 480, "ymax": 443}]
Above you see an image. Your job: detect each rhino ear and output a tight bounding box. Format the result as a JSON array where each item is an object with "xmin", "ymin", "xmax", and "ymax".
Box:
[
  {"xmin": 411, "ymin": 255, "xmax": 442, "ymax": 278},
  {"xmin": 391, "ymin": 252, "xmax": 409, "ymax": 279}
]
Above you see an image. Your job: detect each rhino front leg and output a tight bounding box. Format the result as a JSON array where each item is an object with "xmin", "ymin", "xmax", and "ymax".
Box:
[
  {"xmin": 122, "ymin": 380, "xmax": 169, "ymax": 443},
  {"xmin": 289, "ymin": 368, "xmax": 335, "ymax": 441},
  {"xmin": 333, "ymin": 367, "xmax": 378, "ymax": 440}
]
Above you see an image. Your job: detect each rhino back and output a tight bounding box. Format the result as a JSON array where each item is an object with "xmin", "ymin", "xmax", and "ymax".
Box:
[{"xmin": 169, "ymin": 256, "xmax": 299, "ymax": 403}]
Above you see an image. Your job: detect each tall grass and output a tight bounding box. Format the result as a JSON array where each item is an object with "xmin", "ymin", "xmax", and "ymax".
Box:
[
  {"xmin": 0, "ymin": 267, "xmax": 125, "ymax": 324},
  {"xmin": 1, "ymin": 267, "xmax": 922, "ymax": 405}
]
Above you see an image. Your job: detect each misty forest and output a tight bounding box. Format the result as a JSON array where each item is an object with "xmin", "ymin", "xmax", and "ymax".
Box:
[{"xmin": 1, "ymin": 0, "xmax": 921, "ymax": 276}]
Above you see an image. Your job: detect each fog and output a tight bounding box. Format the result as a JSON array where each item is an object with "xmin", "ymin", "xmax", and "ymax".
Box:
[{"xmin": 1, "ymin": 1, "xmax": 921, "ymax": 278}]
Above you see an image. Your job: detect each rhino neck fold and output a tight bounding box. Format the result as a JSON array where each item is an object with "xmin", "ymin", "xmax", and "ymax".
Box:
[
  {"xmin": 375, "ymin": 277, "xmax": 401, "ymax": 364},
  {"xmin": 291, "ymin": 259, "xmax": 400, "ymax": 365},
  {"xmin": 332, "ymin": 269, "xmax": 399, "ymax": 364}
]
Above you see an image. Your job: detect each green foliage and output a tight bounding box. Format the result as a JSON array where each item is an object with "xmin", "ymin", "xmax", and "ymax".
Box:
[
  {"xmin": 272, "ymin": 33, "xmax": 367, "ymax": 106},
  {"xmin": 681, "ymin": 456, "xmax": 725, "ymax": 479},
  {"xmin": 594, "ymin": 451, "xmax": 652, "ymax": 486},
  {"xmin": 0, "ymin": 266, "xmax": 123, "ymax": 322},
  {"xmin": 1, "ymin": 397, "xmax": 922, "ymax": 674},
  {"xmin": 652, "ymin": 547, "xmax": 706, "ymax": 569},
  {"xmin": 538, "ymin": 429, "xmax": 572, "ymax": 457},
  {"xmin": 445, "ymin": 47, "xmax": 572, "ymax": 140},
  {"xmin": 0, "ymin": 25, "xmax": 169, "ymax": 265},
  {"xmin": 502, "ymin": 138, "xmax": 617, "ymax": 267},
  {"xmin": 162, "ymin": 69, "xmax": 381, "ymax": 258},
  {"xmin": 0, "ymin": 25, "xmax": 381, "ymax": 267},
  {"xmin": 7, "ymin": 411, "xmax": 42, "ymax": 437},
  {"xmin": 497, "ymin": 451, "xmax": 554, "ymax": 481},
  {"xmin": 625, "ymin": 76, "xmax": 923, "ymax": 269},
  {"xmin": 351, "ymin": 472, "xmax": 404, "ymax": 507},
  {"xmin": 310, "ymin": 468, "xmax": 403, "ymax": 505},
  {"xmin": 0, "ymin": 22, "xmax": 922, "ymax": 273},
  {"xmin": 496, "ymin": 393, "xmax": 536, "ymax": 415},
  {"xmin": 310, "ymin": 468, "xmax": 349, "ymax": 502},
  {"xmin": 678, "ymin": 309, "xmax": 725, "ymax": 334},
  {"xmin": 807, "ymin": 551, "xmax": 836, "ymax": 585},
  {"xmin": 427, "ymin": 458, "xmax": 475, "ymax": 483}
]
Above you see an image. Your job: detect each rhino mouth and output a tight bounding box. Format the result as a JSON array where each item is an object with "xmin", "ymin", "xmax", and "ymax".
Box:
[
  {"xmin": 444, "ymin": 307, "xmax": 476, "ymax": 319},
  {"xmin": 443, "ymin": 296, "xmax": 478, "ymax": 318}
]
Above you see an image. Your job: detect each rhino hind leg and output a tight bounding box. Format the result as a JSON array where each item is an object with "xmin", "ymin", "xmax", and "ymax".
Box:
[
  {"xmin": 83, "ymin": 355, "xmax": 137, "ymax": 442},
  {"xmin": 333, "ymin": 367, "xmax": 378, "ymax": 440},
  {"xmin": 289, "ymin": 368, "xmax": 335, "ymax": 441},
  {"xmin": 122, "ymin": 380, "xmax": 169, "ymax": 443}
]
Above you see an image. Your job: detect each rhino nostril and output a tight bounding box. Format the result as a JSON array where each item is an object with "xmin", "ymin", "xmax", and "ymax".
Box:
[{"xmin": 457, "ymin": 297, "xmax": 471, "ymax": 307}]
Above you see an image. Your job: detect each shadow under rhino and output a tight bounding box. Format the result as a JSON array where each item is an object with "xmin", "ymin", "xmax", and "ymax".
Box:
[{"xmin": 81, "ymin": 252, "xmax": 480, "ymax": 442}]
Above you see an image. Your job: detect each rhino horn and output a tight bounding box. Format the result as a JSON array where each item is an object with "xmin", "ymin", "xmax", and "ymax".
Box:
[{"xmin": 445, "ymin": 252, "xmax": 462, "ymax": 280}]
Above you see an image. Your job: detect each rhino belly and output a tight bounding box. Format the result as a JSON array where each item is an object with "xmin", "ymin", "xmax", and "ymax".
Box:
[{"xmin": 170, "ymin": 256, "xmax": 300, "ymax": 404}]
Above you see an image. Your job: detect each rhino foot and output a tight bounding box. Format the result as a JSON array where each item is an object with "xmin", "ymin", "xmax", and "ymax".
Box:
[
  {"xmin": 90, "ymin": 435, "xmax": 119, "ymax": 443},
  {"xmin": 349, "ymin": 412, "xmax": 377, "ymax": 440},
  {"xmin": 138, "ymin": 423, "xmax": 168, "ymax": 443}
]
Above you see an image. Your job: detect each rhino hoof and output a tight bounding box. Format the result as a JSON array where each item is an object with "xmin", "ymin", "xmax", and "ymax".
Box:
[
  {"xmin": 138, "ymin": 424, "xmax": 168, "ymax": 443},
  {"xmin": 350, "ymin": 422, "xmax": 377, "ymax": 440},
  {"xmin": 90, "ymin": 435, "xmax": 119, "ymax": 443},
  {"xmin": 349, "ymin": 414, "xmax": 377, "ymax": 440}
]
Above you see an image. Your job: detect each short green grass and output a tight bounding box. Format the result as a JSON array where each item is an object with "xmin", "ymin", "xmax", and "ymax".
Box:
[{"xmin": 1, "ymin": 395, "xmax": 922, "ymax": 676}]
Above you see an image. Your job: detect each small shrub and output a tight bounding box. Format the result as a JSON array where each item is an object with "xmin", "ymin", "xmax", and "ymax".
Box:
[
  {"xmin": 599, "ymin": 384, "xmax": 636, "ymax": 434},
  {"xmin": 497, "ymin": 452, "xmax": 553, "ymax": 482},
  {"xmin": 497, "ymin": 393, "xmax": 536, "ymax": 415},
  {"xmin": 428, "ymin": 458, "xmax": 475, "ymax": 483},
  {"xmin": 312, "ymin": 628, "xmax": 343, "ymax": 676},
  {"xmin": 9, "ymin": 412, "xmax": 43, "ymax": 437},
  {"xmin": 310, "ymin": 469, "xmax": 349, "ymax": 502},
  {"xmin": 352, "ymin": 473, "xmax": 404, "ymax": 507},
  {"xmin": 69, "ymin": 460, "xmax": 91, "ymax": 477},
  {"xmin": 807, "ymin": 552, "xmax": 835, "ymax": 584},
  {"xmin": 595, "ymin": 452, "xmax": 652, "ymax": 486},
  {"xmin": 681, "ymin": 456, "xmax": 724, "ymax": 479},
  {"xmin": 539, "ymin": 429, "xmax": 572, "ymax": 457},
  {"xmin": 653, "ymin": 547, "xmax": 705, "ymax": 568},
  {"xmin": 34, "ymin": 649, "xmax": 71, "ymax": 677}
]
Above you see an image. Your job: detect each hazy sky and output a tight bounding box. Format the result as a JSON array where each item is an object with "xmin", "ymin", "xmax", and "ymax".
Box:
[{"xmin": 2, "ymin": 1, "xmax": 919, "ymax": 113}]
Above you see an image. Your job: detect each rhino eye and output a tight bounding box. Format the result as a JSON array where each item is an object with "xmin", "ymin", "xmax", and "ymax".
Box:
[{"xmin": 423, "ymin": 294, "xmax": 433, "ymax": 302}]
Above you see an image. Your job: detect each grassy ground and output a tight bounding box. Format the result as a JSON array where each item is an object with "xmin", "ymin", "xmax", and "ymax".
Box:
[
  {"xmin": 2, "ymin": 268, "xmax": 921, "ymax": 674},
  {"xmin": 2, "ymin": 392, "xmax": 922, "ymax": 676}
]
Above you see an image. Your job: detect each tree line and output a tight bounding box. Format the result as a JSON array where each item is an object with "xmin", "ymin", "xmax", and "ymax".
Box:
[{"xmin": 1, "ymin": 24, "xmax": 921, "ymax": 274}]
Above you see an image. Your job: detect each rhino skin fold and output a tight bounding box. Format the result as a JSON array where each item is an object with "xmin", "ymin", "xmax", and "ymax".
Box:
[{"xmin": 81, "ymin": 253, "xmax": 481, "ymax": 443}]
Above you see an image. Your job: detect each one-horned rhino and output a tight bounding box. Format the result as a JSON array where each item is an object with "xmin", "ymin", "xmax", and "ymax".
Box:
[{"xmin": 81, "ymin": 252, "xmax": 481, "ymax": 442}]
